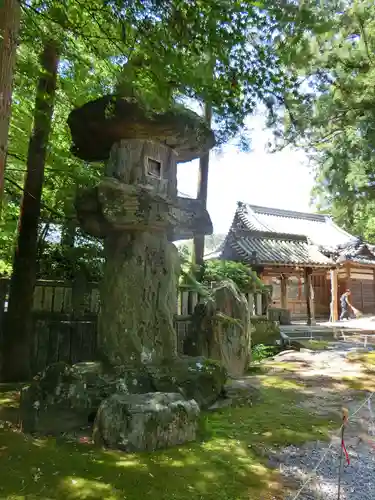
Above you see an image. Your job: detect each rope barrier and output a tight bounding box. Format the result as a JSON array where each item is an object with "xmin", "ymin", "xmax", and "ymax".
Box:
[
  {"xmin": 290, "ymin": 392, "xmax": 374, "ymax": 500},
  {"xmin": 337, "ymin": 408, "xmax": 349, "ymax": 500}
]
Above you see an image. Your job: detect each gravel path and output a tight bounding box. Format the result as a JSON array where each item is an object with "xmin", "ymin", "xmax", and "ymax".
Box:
[
  {"xmin": 280, "ymin": 441, "xmax": 375, "ymax": 500},
  {"xmin": 269, "ymin": 342, "xmax": 375, "ymax": 499}
]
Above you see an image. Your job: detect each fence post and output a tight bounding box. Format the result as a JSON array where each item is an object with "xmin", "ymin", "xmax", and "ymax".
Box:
[
  {"xmin": 71, "ymin": 272, "xmax": 88, "ymax": 319},
  {"xmin": 190, "ymin": 291, "xmax": 198, "ymax": 315},
  {"xmin": 181, "ymin": 289, "xmax": 189, "ymax": 316}
]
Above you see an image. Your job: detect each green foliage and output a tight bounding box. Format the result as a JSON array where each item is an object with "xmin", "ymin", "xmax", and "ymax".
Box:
[
  {"xmin": 1, "ymin": 0, "xmax": 338, "ymax": 273},
  {"xmin": 0, "ymin": 201, "xmax": 18, "ymax": 276},
  {"xmin": 269, "ymin": 1, "xmax": 375, "ymax": 241},
  {"xmin": 251, "ymin": 344, "xmax": 278, "ymax": 363},
  {"xmin": 202, "ymin": 260, "xmax": 263, "ymax": 294},
  {"xmin": 36, "ymin": 241, "xmax": 103, "ymax": 281}
]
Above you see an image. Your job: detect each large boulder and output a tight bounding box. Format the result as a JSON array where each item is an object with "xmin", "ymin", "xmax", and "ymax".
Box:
[
  {"xmin": 184, "ymin": 280, "xmax": 251, "ymax": 377},
  {"xmin": 20, "ymin": 361, "xmax": 154, "ymax": 434},
  {"xmin": 20, "ymin": 356, "xmax": 226, "ymax": 435},
  {"xmin": 93, "ymin": 392, "xmax": 200, "ymax": 452},
  {"xmin": 251, "ymin": 317, "xmax": 280, "ymax": 346},
  {"xmin": 209, "ymin": 378, "xmax": 261, "ymax": 410},
  {"xmin": 148, "ymin": 356, "xmax": 227, "ymax": 409}
]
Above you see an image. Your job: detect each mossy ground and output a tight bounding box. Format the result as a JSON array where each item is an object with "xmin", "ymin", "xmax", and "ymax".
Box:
[
  {"xmin": 343, "ymin": 351, "xmax": 375, "ymax": 391},
  {"xmin": 0, "ymin": 373, "xmax": 335, "ymax": 500},
  {"xmin": 300, "ymin": 339, "xmax": 330, "ymax": 351}
]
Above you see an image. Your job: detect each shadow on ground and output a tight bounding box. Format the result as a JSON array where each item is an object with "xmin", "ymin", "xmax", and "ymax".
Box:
[{"xmin": 0, "ymin": 374, "xmax": 336, "ymax": 500}]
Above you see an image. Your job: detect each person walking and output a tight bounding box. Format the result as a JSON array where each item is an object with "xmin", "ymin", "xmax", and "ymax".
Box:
[{"xmin": 340, "ymin": 289, "xmax": 353, "ymax": 320}]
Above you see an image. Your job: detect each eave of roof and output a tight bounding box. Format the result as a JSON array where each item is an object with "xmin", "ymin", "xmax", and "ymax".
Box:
[
  {"xmin": 235, "ymin": 202, "xmax": 354, "ymax": 248},
  {"xmin": 338, "ymin": 257, "xmax": 375, "ymax": 267},
  {"xmin": 227, "ymin": 232, "xmax": 333, "ymax": 267}
]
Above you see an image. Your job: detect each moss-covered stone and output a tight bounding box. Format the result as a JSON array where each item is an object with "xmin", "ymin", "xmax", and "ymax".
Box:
[
  {"xmin": 251, "ymin": 317, "xmax": 280, "ymax": 346},
  {"xmin": 184, "ymin": 280, "xmax": 251, "ymax": 377},
  {"xmin": 92, "ymin": 392, "xmax": 200, "ymax": 452},
  {"xmin": 148, "ymin": 356, "xmax": 227, "ymax": 409},
  {"xmin": 20, "ymin": 362, "xmax": 155, "ymax": 435},
  {"xmin": 68, "ymin": 95, "xmax": 215, "ymax": 162}
]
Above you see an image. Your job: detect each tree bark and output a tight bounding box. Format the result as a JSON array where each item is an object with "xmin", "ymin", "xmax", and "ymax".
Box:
[
  {"xmin": 0, "ymin": 0, "xmax": 20, "ymax": 212},
  {"xmin": 193, "ymin": 103, "xmax": 212, "ymax": 273},
  {"xmin": 1, "ymin": 41, "xmax": 60, "ymax": 382}
]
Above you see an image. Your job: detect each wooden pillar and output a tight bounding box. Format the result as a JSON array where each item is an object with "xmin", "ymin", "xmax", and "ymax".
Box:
[
  {"xmin": 310, "ymin": 279, "xmax": 316, "ymax": 325},
  {"xmin": 330, "ymin": 268, "xmax": 338, "ymax": 322},
  {"xmin": 304, "ymin": 267, "xmax": 314, "ymax": 325},
  {"xmin": 248, "ymin": 293, "xmax": 254, "ymax": 317},
  {"xmin": 280, "ymin": 274, "xmax": 288, "ymax": 310},
  {"xmin": 256, "ymin": 293, "xmax": 262, "ymax": 316}
]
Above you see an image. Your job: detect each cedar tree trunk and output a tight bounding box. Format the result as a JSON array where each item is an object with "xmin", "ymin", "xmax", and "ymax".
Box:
[
  {"xmin": 0, "ymin": 0, "xmax": 20, "ymax": 211},
  {"xmin": 1, "ymin": 41, "xmax": 60, "ymax": 382}
]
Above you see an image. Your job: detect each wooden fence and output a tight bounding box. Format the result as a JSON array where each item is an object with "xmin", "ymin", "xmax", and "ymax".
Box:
[{"xmin": 0, "ymin": 278, "xmax": 265, "ymax": 375}]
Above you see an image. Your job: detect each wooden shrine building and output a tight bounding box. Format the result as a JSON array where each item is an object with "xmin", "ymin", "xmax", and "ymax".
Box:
[{"xmin": 211, "ymin": 202, "xmax": 375, "ymax": 323}]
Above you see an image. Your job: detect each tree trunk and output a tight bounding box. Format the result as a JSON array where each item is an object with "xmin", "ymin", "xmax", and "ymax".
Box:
[
  {"xmin": 193, "ymin": 103, "xmax": 212, "ymax": 273},
  {"xmin": 1, "ymin": 41, "xmax": 60, "ymax": 382},
  {"xmin": 61, "ymin": 219, "xmax": 76, "ymax": 249},
  {"xmin": 0, "ymin": 0, "xmax": 20, "ymax": 212}
]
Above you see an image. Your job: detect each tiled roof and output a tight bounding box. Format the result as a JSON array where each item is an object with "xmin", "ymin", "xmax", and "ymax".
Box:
[
  {"xmin": 335, "ymin": 240, "xmax": 375, "ymax": 266},
  {"xmin": 236, "ymin": 203, "xmax": 353, "ymax": 248},
  {"xmin": 226, "ymin": 230, "xmax": 333, "ymax": 267},
  {"xmin": 207, "ymin": 202, "xmax": 375, "ymax": 267}
]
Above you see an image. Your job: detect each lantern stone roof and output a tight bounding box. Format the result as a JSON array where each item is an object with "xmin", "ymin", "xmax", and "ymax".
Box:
[{"xmin": 68, "ymin": 95, "xmax": 215, "ymax": 163}]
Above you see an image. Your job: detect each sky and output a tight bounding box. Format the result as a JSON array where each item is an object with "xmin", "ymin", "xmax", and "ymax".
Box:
[{"xmin": 177, "ymin": 113, "xmax": 315, "ymax": 235}]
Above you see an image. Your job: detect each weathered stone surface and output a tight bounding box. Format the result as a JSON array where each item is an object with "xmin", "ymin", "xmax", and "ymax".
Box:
[
  {"xmin": 74, "ymin": 137, "xmax": 212, "ymax": 365},
  {"xmin": 20, "ymin": 361, "xmax": 154, "ymax": 434},
  {"xmin": 20, "ymin": 356, "xmax": 226, "ymax": 437},
  {"xmin": 93, "ymin": 392, "xmax": 200, "ymax": 451},
  {"xmin": 184, "ymin": 281, "xmax": 251, "ymax": 377},
  {"xmin": 75, "ymin": 180, "xmax": 213, "ymax": 241},
  {"xmin": 68, "ymin": 95, "xmax": 215, "ymax": 162},
  {"xmin": 98, "ymin": 232, "xmax": 180, "ymax": 366},
  {"xmin": 148, "ymin": 356, "xmax": 227, "ymax": 409},
  {"xmin": 20, "ymin": 362, "xmax": 92, "ymax": 434},
  {"xmin": 251, "ymin": 317, "xmax": 280, "ymax": 346},
  {"xmin": 209, "ymin": 378, "xmax": 261, "ymax": 410}
]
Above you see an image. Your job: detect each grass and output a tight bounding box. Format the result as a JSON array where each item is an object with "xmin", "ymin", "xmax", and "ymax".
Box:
[
  {"xmin": 0, "ymin": 375, "xmax": 336, "ymax": 500},
  {"xmin": 299, "ymin": 340, "xmax": 330, "ymax": 351},
  {"xmin": 343, "ymin": 352, "xmax": 375, "ymax": 391},
  {"xmin": 347, "ymin": 351, "xmax": 375, "ymax": 367}
]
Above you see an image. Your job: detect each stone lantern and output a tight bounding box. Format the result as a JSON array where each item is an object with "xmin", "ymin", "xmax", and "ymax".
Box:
[{"xmin": 68, "ymin": 95, "xmax": 214, "ymax": 367}]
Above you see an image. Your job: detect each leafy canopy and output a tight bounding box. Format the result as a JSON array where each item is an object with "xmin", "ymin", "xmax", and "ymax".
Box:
[
  {"xmin": 269, "ymin": 0, "xmax": 375, "ymax": 241},
  {"xmin": 1, "ymin": 0, "xmax": 334, "ymax": 272}
]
